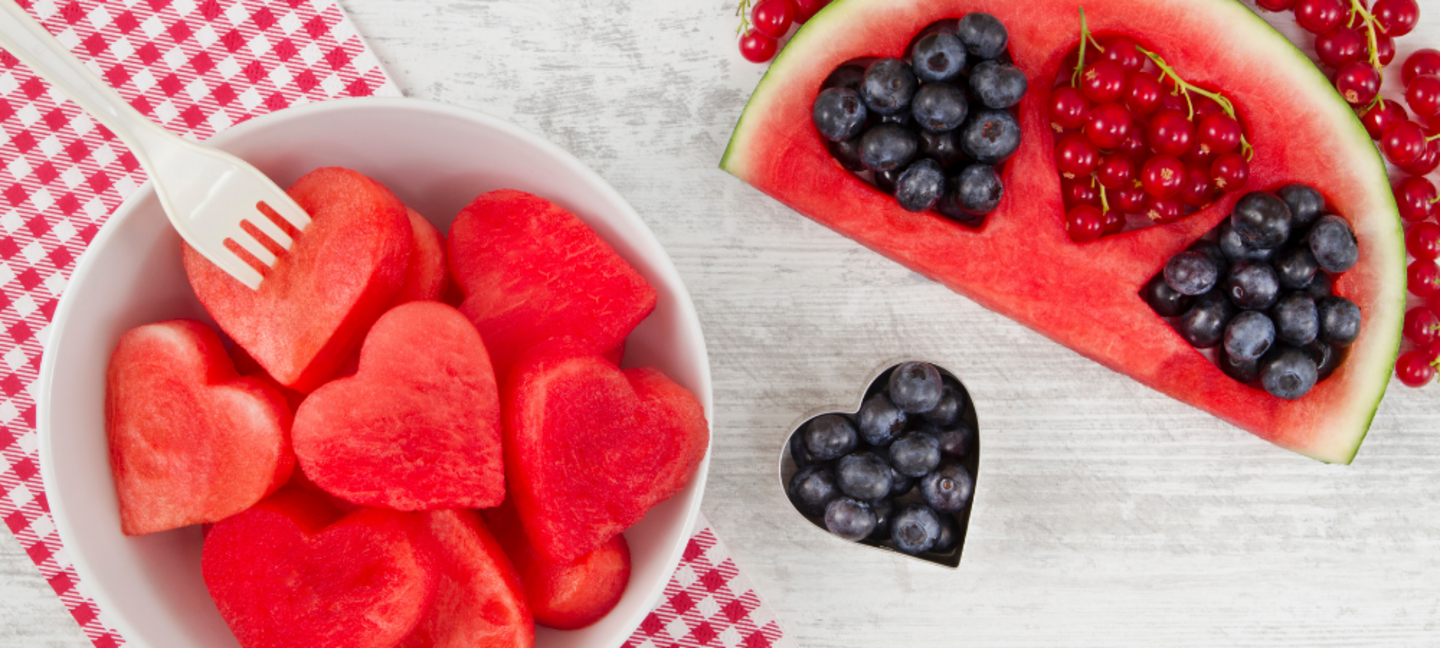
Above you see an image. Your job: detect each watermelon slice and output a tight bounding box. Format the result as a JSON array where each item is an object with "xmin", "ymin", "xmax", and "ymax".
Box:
[
  {"xmin": 394, "ymin": 207, "xmax": 448, "ymax": 305},
  {"xmin": 721, "ymin": 0, "xmax": 1406, "ymax": 463},
  {"xmin": 399, "ymin": 509, "xmax": 533, "ymax": 648}
]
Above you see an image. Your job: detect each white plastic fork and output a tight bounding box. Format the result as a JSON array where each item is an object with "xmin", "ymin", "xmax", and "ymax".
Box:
[{"xmin": 0, "ymin": 1, "xmax": 309, "ymax": 290}]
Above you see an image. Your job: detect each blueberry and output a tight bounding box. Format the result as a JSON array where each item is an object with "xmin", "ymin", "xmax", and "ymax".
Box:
[
  {"xmin": 1225, "ymin": 261, "xmax": 1281, "ymax": 310},
  {"xmin": 968, "ymin": 61, "xmax": 1027, "ymax": 109},
  {"xmin": 888, "ymin": 362, "xmax": 944, "ymax": 412},
  {"xmin": 789, "ymin": 431, "xmax": 814, "ymax": 468},
  {"xmin": 859, "ymin": 123, "xmax": 918, "ymax": 173},
  {"xmin": 1177, "ymin": 290, "xmax": 1236, "ymax": 348},
  {"xmin": 880, "ymin": 111, "xmax": 916, "ymax": 127},
  {"xmin": 888, "ymin": 463, "xmax": 916, "ymax": 498},
  {"xmin": 1231, "ymin": 192, "xmax": 1292, "ymax": 250},
  {"xmin": 1271, "ymin": 292, "xmax": 1319, "ymax": 346},
  {"xmin": 1187, "ymin": 239, "xmax": 1229, "ymax": 278},
  {"xmin": 1273, "ymin": 246, "xmax": 1320, "ymax": 290},
  {"xmin": 1262, "ymin": 346, "xmax": 1318, "ymax": 400},
  {"xmin": 1308, "ymin": 214, "xmax": 1359, "ymax": 273},
  {"xmin": 1316, "ymin": 295, "xmax": 1361, "ymax": 346},
  {"xmin": 824, "ymin": 497, "xmax": 877, "ymax": 541},
  {"xmin": 918, "ymin": 129, "xmax": 964, "ymax": 169},
  {"xmin": 925, "ymin": 385, "xmax": 965, "ymax": 427},
  {"xmin": 823, "ymin": 64, "xmax": 867, "ymax": 91},
  {"xmin": 910, "ymin": 32, "xmax": 966, "ymax": 83},
  {"xmin": 1143, "ymin": 274, "xmax": 1194, "ymax": 317},
  {"xmin": 891, "ymin": 503, "xmax": 943, "ymax": 554},
  {"xmin": 835, "ymin": 452, "xmax": 894, "ymax": 501},
  {"xmin": 895, "ymin": 158, "xmax": 946, "ymax": 212},
  {"xmin": 1218, "ymin": 348, "xmax": 1263, "ymax": 383},
  {"xmin": 911, "ymin": 83, "xmax": 969, "ymax": 133},
  {"xmin": 875, "ymin": 166, "xmax": 904, "ymax": 194},
  {"xmin": 1305, "ymin": 270, "xmax": 1334, "ymax": 299},
  {"xmin": 956, "ymin": 12, "xmax": 1009, "ymax": 60},
  {"xmin": 1224, "ymin": 310, "xmax": 1275, "ymax": 362},
  {"xmin": 861, "ymin": 58, "xmax": 918, "ymax": 116},
  {"xmin": 931, "ymin": 515, "xmax": 960, "ymax": 553},
  {"xmin": 931, "ymin": 421, "xmax": 976, "ymax": 458},
  {"xmin": 868, "ymin": 498, "xmax": 895, "ymax": 539},
  {"xmin": 803, "ymin": 414, "xmax": 858, "ymax": 461},
  {"xmin": 1302, "ymin": 341, "xmax": 1344, "ymax": 380},
  {"xmin": 1277, "ymin": 183, "xmax": 1325, "ymax": 232},
  {"xmin": 959, "ymin": 109, "xmax": 1021, "ymax": 164},
  {"xmin": 919, "ymin": 463, "xmax": 974, "ymax": 513},
  {"xmin": 941, "ymin": 164, "xmax": 1004, "ymax": 218},
  {"xmin": 1216, "ymin": 220, "xmax": 1279, "ymax": 264},
  {"xmin": 812, "ymin": 87, "xmax": 868, "ymax": 142},
  {"xmin": 1164, "ymin": 250, "xmax": 1220, "ymax": 296},
  {"xmin": 858, "ymin": 393, "xmax": 908, "ymax": 446},
  {"xmin": 889, "ymin": 432, "xmax": 942, "ymax": 477},
  {"xmin": 826, "ymin": 138, "xmax": 867, "ymax": 172},
  {"xmin": 787, "ymin": 464, "xmax": 838, "ymax": 516}
]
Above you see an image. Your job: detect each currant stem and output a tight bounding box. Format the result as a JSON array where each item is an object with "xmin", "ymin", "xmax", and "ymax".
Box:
[
  {"xmin": 1071, "ymin": 7, "xmax": 1106, "ymax": 88},
  {"xmin": 1093, "ymin": 174, "xmax": 1111, "ymax": 214},
  {"xmin": 1348, "ymin": 0, "xmax": 1383, "ymax": 71},
  {"xmin": 735, "ymin": 0, "xmax": 754, "ymax": 36},
  {"xmin": 1137, "ymin": 46, "xmax": 1254, "ymax": 160}
]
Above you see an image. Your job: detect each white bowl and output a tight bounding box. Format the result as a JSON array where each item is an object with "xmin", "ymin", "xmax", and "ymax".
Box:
[{"xmin": 36, "ymin": 97, "xmax": 712, "ymax": 648}]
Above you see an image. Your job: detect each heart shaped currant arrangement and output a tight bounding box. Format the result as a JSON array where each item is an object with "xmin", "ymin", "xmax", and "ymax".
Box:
[{"xmin": 780, "ymin": 361, "xmax": 979, "ymax": 568}]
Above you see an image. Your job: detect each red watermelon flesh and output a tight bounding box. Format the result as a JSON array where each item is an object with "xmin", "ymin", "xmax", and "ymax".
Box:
[
  {"xmin": 448, "ymin": 189, "xmax": 657, "ymax": 380},
  {"xmin": 230, "ymin": 344, "xmax": 307, "ymax": 412},
  {"xmin": 184, "ymin": 166, "xmax": 412, "ymax": 394},
  {"xmin": 201, "ymin": 487, "xmax": 437, "ymax": 648},
  {"xmin": 292, "ymin": 301, "xmax": 505, "ymax": 511},
  {"xmin": 394, "ymin": 208, "xmax": 448, "ymax": 305},
  {"xmin": 105, "ymin": 319, "xmax": 293, "ymax": 536},
  {"xmin": 504, "ymin": 338, "xmax": 709, "ymax": 562},
  {"xmin": 399, "ymin": 509, "xmax": 534, "ymax": 648},
  {"xmin": 721, "ymin": 0, "xmax": 1406, "ymax": 463},
  {"xmin": 482, "ymin": 498, "xmax": 631, "ymax": 630}
]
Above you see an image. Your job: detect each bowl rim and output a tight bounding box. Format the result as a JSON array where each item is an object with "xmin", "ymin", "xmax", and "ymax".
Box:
[{"xmin": 36, "ymin": 96, "xmax": 713, "ymax": 648}]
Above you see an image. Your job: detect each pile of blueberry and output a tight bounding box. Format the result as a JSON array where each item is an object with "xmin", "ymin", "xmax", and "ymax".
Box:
[
  {"xmin": 785, "ymin": 362, "xmax": 977, "ymax": 563},
  {"xmin": 1143, "ymin": 184, "xmax": 1362, "ymax": 400},
  {"xmin": 810, "ymin": 13, "xmax": 1025, "ymax": 226}
]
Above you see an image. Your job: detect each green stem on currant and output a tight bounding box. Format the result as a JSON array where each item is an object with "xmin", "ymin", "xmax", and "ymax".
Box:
[
  {"xmin": 1348, "ymin": 0, "xmax": 1383, "ymax": 72},
  {"xmin": 1427, "ymin": 132, "xmax": 1440, "ymax": 143},
  {"xmin": 1136, "ymin": 46, "xmax": 1255, "ymax": 160},
  {"xmin": 735, "ymin": 0, "xmax": 754, "ymax": 37},
  {"xmin": 1071, "ymin": 7, "xmax": 1107, "ymax": 88},
  {"xmin": 1092, "ymin": 174, "xmax": 1111, "ymax": 214}
]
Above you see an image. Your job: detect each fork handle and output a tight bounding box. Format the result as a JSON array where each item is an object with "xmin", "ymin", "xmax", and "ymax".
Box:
[{"xmin": 0, "ymin": 0, "xmax": 173, "ymax": 163}]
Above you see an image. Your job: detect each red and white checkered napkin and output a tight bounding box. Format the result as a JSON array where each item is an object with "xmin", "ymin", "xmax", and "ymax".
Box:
[{"xmin": 0, "ymin": 1, "xmax": 789, "ymax": 646}]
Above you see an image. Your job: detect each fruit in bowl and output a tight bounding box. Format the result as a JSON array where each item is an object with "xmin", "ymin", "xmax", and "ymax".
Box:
[{"xmin": 37, "ymin": 98, "xmax": 711, "ymax": 648}]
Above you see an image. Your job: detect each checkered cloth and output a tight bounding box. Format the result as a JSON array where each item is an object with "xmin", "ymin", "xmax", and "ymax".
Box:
[{"xmin": 0, "ymin": 1, "xmax": 788, "ymax": 646}]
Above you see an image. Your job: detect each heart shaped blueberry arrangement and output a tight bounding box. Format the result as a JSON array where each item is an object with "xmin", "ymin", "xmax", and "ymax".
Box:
[{"xmin": 779, "ymin": 361, "xmax": 979, "ymax": 568}]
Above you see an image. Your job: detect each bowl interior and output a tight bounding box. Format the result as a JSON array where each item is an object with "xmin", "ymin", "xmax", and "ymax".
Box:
[{"xmin": 37, "ymin": 98, "xmax": 711, "ymax": 648}]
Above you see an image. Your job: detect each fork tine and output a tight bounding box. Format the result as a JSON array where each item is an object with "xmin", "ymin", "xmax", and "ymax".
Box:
[
  {"xmin": 262, "ymin": 196, "xmax": 312, "ymax": 232},
  {"xmin": 230, "ymin": 227, "xmax": 278, "ymax": 268},
  {"xmin": 245, "ymin": 210, "xmax": 294, "ymax": 249},
  {"xmin": 213, "ymin": 246, "xmax": 265, "ymax": 291}
]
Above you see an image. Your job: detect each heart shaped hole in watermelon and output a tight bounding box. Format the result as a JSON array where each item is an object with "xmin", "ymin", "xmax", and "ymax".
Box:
[{"xmin": 778, "ymin": 361, "xmax": 979, "ymax": 569}]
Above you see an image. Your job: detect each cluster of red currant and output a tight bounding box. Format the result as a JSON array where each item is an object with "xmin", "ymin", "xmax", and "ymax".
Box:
[
  {"xmin": 1052, "ymin": 13, "xmax": 1251, "ymax": 242},
  {"xmin": 736, "ymin": 0, "xmax": 831, "ymax": 63}
]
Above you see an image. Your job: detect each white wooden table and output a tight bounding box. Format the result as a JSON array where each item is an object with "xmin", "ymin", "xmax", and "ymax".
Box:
[{"xmin": 5, "ymin": 1, "xmax": 1440, "ymax": 646}]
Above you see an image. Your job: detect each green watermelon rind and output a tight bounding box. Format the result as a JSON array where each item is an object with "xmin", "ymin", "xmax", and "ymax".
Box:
[{"xmin": 721, "ymin": 0, "xmax": 1405, "ymax": 464}]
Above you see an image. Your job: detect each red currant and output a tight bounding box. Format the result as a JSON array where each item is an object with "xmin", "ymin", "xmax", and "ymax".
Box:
[
  {"xmin": 1123, "ymin": 72, "xmax": 1164, "ymax": 117},
  {"xmin": 1396, "ymin": 350, "xmax": 1437, "ymax": 387},
  {"xmin": 1373, "ymin": 32, "xmax": 1396, "ymax": 67},
  {"xmin": 1086, "ymin": 102, "xmax": 1133, "ymax": 150},
  {"xmin": 1118, "ymin": 127, "xmax": 1148, "ymax": 158},
  {"xmin": 1116, "ymin": 185, "xmax": 1148, "ymax": 213},
  {"xmin": 1055, "ymin": 133, "xmax": 1101, "ymax": 179},
  {"xmin": 1403, "ymin": 138, "xmax": 1440, "ymax": 176},
  {"xmin": 1408, "ymin": 75, "xmax": 1440, "ymax": 119},
  {"xmin": 1294, "ymin": 0, "xmax": 1347, "ymax": 34},
  {"xmin": 1141, "ymin": 155, "xmax": 1186, "ymax": 199},
  {"xmin": 1211, "ymin": 153, "xmax": 1250, "ymax": 192},
  {"xmin": 739, "ymin": 29, "xmax": 778, "ymax": 63},
  {"xmin": 1335, "ymin": 61, "xmax": 1381, "ymax": 106},
  {"xmin": 1049, "ymin": 86, "xmax": 1091, "ymax": 132},
  {"xmin": 1062, "ymin": 177, "xmax": 1101, "ymax": 208},
  {"xmin": 1080, "ymin": 60, "xmax": 1128, "ymax": 104},
  {"xmin": 1395, "ymin": 176, "xmax": 1439, "ymax": 222},
  {"xmin": 1315, "ymin": 26, "xmax": 1367, "ymax": 69},
  {"xmin": 791, "ymin": 0, "xmax": 829, "ymax": 23},
  {"xmin": 1373, "ymin": 0, "xmax": 1421, "ymax": 37},
  {"xmin": 1405, "ymin": 307, "xmax": 1440, "ymax": 346},
  {"xmin": 751, "ymin": 0, "xmax": 794, "ymax": 39},
  {"xmin": 1360, "ymin": 100, "xmax": 1409, "ymax": 140},
  {"xmin": 1382, "ymin": 120, "xmax": 1429, "ymax": 167},
  {"xmin": 1096, "ymin": 154, "xmax": 1136, "ymax": 189},
  {"xmin": 1255, "ymin": 0, "xmax": 1295, "ymax": 10},
  {"xmin": 1102, "ymin": 208, "xmax": 1126, "ymax": 236},
  {"xmin": 1410, "ymin": 259, "xmax": 1440, "ymax": 297},
  {"xmin": 1180, "ymin": 163, "xmax": 1215, "ymax": 207},
  {"xmin": 1100, "ymin": 36, "xmax": 1146, "ymax": 73},
  {"xmin": 1158, "ymin": 92, "xmax": 1189, "ymax": 114},
  {"xmin": 1148, "ymin": 109, "xmax": 1196, "ymax": 157},
  {"xmin": 1403, "ymin": 49, "xmax": 1440, "ymax": 87},
  {"xmin": 1144, "ymin": 195, "xmax": 1184, "ymax": 224},
  {"xmin": 1196, "ymin": 113, "xmax": 1242, "ymax": 156},
  {"xmin": 1067, "ymin": 205, "xmax": 1106, "ymax": 242},
  {"xmin": 1408, "ymin": 222, "xmax": 1440, "ymax": 260}
]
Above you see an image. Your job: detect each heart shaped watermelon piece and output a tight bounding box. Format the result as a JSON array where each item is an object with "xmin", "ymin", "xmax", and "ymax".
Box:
[
  {"xmin": 104, "ymin": 319, "xmax": 293, "ymax": 536},
  {"xmin": 448, "ymin": 190, "xmax": 657, "ymax": 380},
  {"xmin": 399, "ymin": 509, "xmax": 533, "ymax": 648},
  {"xmin": 293, "ymin": 301, "xmax": 504, "ymax": 511},
  {"xmin": 184, "ymin": 166, "xmax": 412, "ymax": 394},
  {"xmin": 721, "ymin": 0, "xmax": 1406, "ymax": 463},
  {"xmin": 504, "ymin": 339, "xmax": 709, "ymax": 562},
  {"xmin": 394, "ymin": 207, "xmax": 448, "ymax": 305},
  {"xmin": 201, "ymin": 487, "xmax": 437, "ymax": 648}
]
